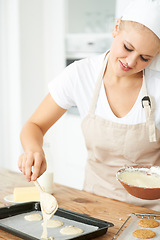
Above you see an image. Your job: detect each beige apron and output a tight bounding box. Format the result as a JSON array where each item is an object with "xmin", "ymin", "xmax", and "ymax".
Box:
[{"xmin": 81, "ymin": 53, "xmax": 160, "ymax": 210}]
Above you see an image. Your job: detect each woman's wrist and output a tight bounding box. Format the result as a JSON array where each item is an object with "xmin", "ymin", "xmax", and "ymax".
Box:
[{"xmin": 25, "ymin": 150, "xmax": 45, "ymax": 156}]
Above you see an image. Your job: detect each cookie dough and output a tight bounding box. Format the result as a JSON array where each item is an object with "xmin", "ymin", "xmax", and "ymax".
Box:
[
  {"xmin": 132, "ymin": 229, "xmax": 156, "ymax": 239},
  {"xmin": 138, "ymin": 219, "xmax": 159, "ymax": 228},
  {"xmin": 60, "ymin": 225, "xmax": 84, "ymax": 235},
  {"xmin": 42, "ymin": 219, "xmax": 63, "ymax": 228},
  {"xmin": 24, "ymin": 213, "xmax": 42, "ymax": 221}
]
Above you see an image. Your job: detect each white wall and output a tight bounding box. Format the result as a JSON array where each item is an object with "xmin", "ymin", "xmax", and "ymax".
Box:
[
  {"xmin": 19, "ymin": 0, "xmax": 66, "ymax": 124},
  {"xmin": 43, "ymin": 0, "xmax": 66, "ymax": 85},
  {"xmin": 0, "ymin": 0, "xmax": 21, "ymax": 171},
  {"xmin": 19, "ymin": 0, "xmax": 46, "ymax": 124}
]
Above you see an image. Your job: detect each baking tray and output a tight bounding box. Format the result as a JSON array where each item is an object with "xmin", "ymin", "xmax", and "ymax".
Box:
[
  {"xmin": 113, "ymin": 213, "xmax": 160, "ymax": 240},
  {"xmin": 0, "ymin": 202, "xmax": 114, "ymax": 240}
]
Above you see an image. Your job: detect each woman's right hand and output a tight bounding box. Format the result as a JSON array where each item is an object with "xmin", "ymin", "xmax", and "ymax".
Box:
[{"xmin": 18, "ymin": 151, "xmax": 47, "ymax": 182}]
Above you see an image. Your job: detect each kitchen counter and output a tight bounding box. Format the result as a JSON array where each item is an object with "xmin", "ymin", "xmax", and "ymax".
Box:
[{"xmin": 0, "ymin": 168, "xmax": 159, "ymax": 240}]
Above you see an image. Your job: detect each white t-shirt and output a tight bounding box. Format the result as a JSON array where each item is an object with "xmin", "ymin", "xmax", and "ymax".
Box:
[{"xmin": 48, "ymin": 51, "xmax": 160, "ymax": 130}]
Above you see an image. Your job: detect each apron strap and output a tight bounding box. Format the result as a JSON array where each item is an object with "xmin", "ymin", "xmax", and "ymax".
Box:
[
  {"xmin": 89, "ymin": 53, "xmax": 109, "ymax": 114},
  {"xmin": 141, "ymin": 70, "xmax": 157, "ymax": 142}
]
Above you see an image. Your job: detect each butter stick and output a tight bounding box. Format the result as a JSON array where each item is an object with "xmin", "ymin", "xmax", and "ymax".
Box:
[{"xmin": 13, "ymin": 186, "xmax": 41, "ymax": 202}]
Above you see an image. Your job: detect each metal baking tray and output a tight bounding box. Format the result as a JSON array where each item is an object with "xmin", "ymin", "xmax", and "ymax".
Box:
[
  {"xmin": 113, "ymin": 213, "xmax": 160, "ymax": 240},
  {"xmin": 0, "ymin": 202, "xmax": 114, "ymax": 240}
]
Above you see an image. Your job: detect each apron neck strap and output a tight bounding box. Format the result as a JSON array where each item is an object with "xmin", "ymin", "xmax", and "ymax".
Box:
[
  {"xmin": 142, "ymin": 70, "xmax": 148, "ymax": 97},
  {"xmin": 141, "ymin": 70, "xmax": 157, "ymax": 142},
  {"xmin": 89, "ymin": 53, "xmax": 108, "ymax": 114}
]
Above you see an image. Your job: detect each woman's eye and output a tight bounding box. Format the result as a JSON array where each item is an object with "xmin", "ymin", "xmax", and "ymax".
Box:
[
  {"xmin": 140, "ymin": 56, "xmax": 149, "ymax": 62},
  {"xmin": 124, "ymin": 44, "xmax": 133, "ymax": 52},
  {"xmin": 124, "ymin": 44, "xmax": 149, "ymax": 62}
]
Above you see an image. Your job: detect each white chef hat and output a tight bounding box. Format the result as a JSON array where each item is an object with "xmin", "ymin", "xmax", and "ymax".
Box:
[
  {"xmin": 121, "ymin": 0, "xmax": 160, "ymax": 38},
  {"xmin": 121, "ymin": 0, "xmax": 160, "ymax": 71}
]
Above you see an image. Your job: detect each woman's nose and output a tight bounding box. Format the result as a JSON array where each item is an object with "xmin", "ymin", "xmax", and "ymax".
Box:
[{"xmin": 126, "ymin": 54, "xmax": 138, "ymax": 68}]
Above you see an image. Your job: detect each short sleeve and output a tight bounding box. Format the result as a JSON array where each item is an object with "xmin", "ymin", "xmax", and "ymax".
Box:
[{"xmin": 48, "ymin": 62, "xmax": 77, "ymax": 110}]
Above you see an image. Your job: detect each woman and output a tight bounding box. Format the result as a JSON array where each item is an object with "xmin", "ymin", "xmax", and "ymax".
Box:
[{"xmin": 18, "ymin": 0, "xmax": 160, "ymax": 210}]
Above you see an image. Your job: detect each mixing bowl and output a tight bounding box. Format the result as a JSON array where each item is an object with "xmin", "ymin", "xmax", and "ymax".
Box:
[{"xmin": 116, "ymin": 165, "xmax": 160, "ymax": 200}]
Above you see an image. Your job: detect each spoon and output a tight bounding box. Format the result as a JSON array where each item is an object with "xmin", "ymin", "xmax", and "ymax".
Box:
[
  {"xmin": 34, "ymin": 180, "xmax": 58, "ymax": 239},
  {"xmin": 34, "ymin": 180, "xmax": 58, "ymax": 214}
]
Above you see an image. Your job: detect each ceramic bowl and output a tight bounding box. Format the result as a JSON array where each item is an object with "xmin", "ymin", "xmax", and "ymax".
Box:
[{"xmin": 116, "ymin": 165, "xmax": 160, "ymax": 200}]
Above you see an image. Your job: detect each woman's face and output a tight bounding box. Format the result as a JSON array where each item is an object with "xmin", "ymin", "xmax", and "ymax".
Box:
[{"xmin": 109, "ymin": 21, "xmax": 159, "ymax": 78}]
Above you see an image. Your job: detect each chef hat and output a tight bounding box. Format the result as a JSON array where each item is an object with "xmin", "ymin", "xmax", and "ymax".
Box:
[
  {"xmin": 121, "ymin": 0, "xmax": 160, "ymax": 38},
  {"xmin": 121, "ymin": 0, "xmax": 160, "ymax": 72}
]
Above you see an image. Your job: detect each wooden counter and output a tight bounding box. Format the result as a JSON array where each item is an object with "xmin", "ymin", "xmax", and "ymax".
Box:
[{"xmin": 0, "ymin": 169, "xmax": 159, "ymax": 239}]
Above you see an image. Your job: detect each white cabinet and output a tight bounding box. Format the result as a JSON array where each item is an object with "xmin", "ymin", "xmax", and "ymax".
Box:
[
  {"xmin": 66, "ymin": 0, "xmax": 116, "ymax": 34},
  {"xmin": 44, "ymin": 113, "xmax": 87, "ymax": 190}
]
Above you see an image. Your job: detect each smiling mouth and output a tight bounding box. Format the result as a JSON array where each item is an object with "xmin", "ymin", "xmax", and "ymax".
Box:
[{"xmin": 119, "ymin": 60, "xmax": 132, "ymax": 71}]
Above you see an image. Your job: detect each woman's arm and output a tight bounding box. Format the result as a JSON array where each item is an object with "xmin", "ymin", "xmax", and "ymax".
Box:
[{"xmin": 18, "ymin": 93, "xmax": 67, "ymax": 182}]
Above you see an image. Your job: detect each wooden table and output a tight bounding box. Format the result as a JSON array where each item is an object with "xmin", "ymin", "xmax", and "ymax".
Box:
[{"xmin": 0, "ymin": 169, "xmax": 159, "ymax": 240}]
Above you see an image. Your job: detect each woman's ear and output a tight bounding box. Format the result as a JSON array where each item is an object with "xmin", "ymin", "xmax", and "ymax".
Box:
[{"xmin": 112, "ymin": 19, "xmax": 121, "ymax": 38}]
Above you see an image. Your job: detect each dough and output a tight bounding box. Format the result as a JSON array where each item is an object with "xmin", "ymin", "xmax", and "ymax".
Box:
[
  {"xmin": 138, "ymin": 219, "xmax": 159, "ymax": 228},
  {"xmin": 60, "ymin": 225, "xmax": 84, "ymax": 235},
  {"xmin": 42, "ymin": 219, "xmax": 63, "ymax": 228},
  {"xmin": 24, "ymin": 213, "xmax": 42, "ymax": 221}
]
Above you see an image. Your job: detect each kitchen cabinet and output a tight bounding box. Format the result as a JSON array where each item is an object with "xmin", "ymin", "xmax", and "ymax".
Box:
[
  {"xmin": 44, "ymin": 113, "xmax": 87, "ymax": 190},
  {"xmin": 65, "ymin": 0, "xmax": 116, "ymax": 34}
]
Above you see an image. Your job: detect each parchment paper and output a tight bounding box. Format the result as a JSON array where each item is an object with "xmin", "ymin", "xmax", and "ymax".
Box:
[
  {"xmin": 0, "ymin": 210, "xmax": 98, "ymax": 240},
  {"xmin": 116, "ymin": 215, "xmax": 160, "ymax": 240}
]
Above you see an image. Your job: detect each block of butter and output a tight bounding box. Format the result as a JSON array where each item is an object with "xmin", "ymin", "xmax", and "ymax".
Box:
[{"xmin": 13, "ymin": 186, "xmax": 40, "ymax": 202}]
